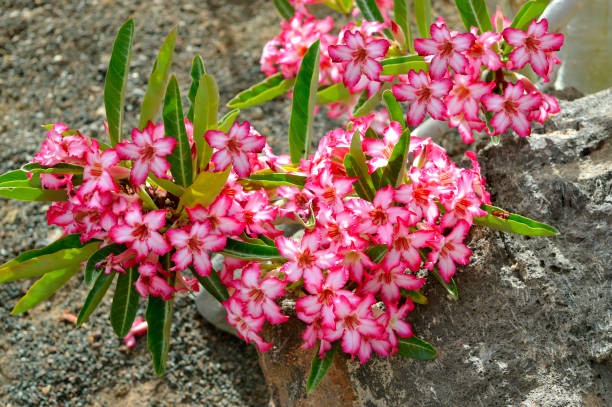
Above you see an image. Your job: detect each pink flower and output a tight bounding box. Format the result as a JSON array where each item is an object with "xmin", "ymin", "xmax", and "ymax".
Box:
[
  {"xmin": 109, "ymin": 206, "xmax": 170, "ymax": 260},
  {"xmin": 79, "ymin": 149, "xmax": 121, "ymax": 196},
  {"xmin": 204, "ymin": 121, "xmax": 266, "ymax": 177},
  {"xmin": 276, "ymin": 231, "xmax": 337, "ymax": 288},
  {"xmin": 448, "ymin": 113, "xmax": 486, "ymax": 144},
  {"xmin": 414, "ymin": 23, "xmax": 475, "ymax": 78},
  {"xmin": 440, "ymin": 173, "xmax": 488, "ymax": 228},
  {"xmin": 392, "ymin": 71, "xmax": 452, "ymax": 126},
  {"xmin": 231, "ymin": 263, "xmax": 288, "ymax": 324},
  {"xmin": 325, "ymin": 294, "xmax": 383, "ymax": 356},
  {"xmin": 382, "ymin": 220, "xmax": 435, "ymax": 271},
  {"xmin": 395, "ymin": 175, "xmax": 441, "ymax": 225},
  {"xmin": 240, "ymin": 190, "xmax": 280, "ymax": 238},
  {"xmin": 377, "ymin": 301, "xmax": 414, "ymax": 352},
  {"xmin": 428, "ymin": 220, "xmax": 472, "ymax": 282},
  {"xmin": 362, "ymin": 121, "xmax": 402, "ymax": 173},
  {"xmin": 185, "ymin": 195, "xmax": 244, "ymax": 236},
  {"xmin": 339, "ymin": 245, "xmax": 377, "ymax": 285},
  {"xmin": 116, "ymin": 122, "xmax": 176, "ymax": 185},
  {"xmin": 123, "ymin": 316, "xmax": 148, "ymax": 348},
  {"xmin": 305, "ymin": 169, "xmax": 355, "ymax": 213},
  {"xmin": 223, "ymin": 297, "xmax": 273, "ymax": 352},
  {"xmin": 363, "ymin": 263, "xmax": 425, "ymax": 304},
  {"xmin": 444, "ymin": 75, "xmax": 494, "ymax": 121},
  {"xmin": 277, "ymin": 186, "xmax": 315, "ymax": 219},
  {"xmin": 355, "ymin": 186, "xmax": 411, "ymax": 246},
  {"xmin": 134, "ymin": 261, "xmax": 175, "ymax": 300},
  {"xmin": 481, "ymin": 82, "xmax": 541, "ymax": 138},
  {"xmin": 465, "ymin": 28, "xmax": 504, "ymax": 72},
  {"xmin": 503, "ymin": 19, "xmax": 564, "ymax": 81},
  {"xmin": 329, "ymin": 30, "xmax": 389, "ymax": 90},
  {"xmin": 296, "ymin": 268, "xmax": 352, "ymax": 329},
  {"xmin": 166, "ymin": 222, "xmax": 226, "ymax": 277}
]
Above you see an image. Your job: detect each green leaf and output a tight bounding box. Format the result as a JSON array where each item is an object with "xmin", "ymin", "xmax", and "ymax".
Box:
[
  {"xmin": 432, "ymin": 269, "xmax": 459, "ymax": 300},
  {"xmin": 21, "ymin": 162, "xmax": 83, "ymax": 175},
  {"xmin": 394, "ymin": 0, "xmax": 413, "ymax": 52},
  {"xmin": 380, "ymin": 56, "xmax": 428, "ymax": 76},
  {"xmin": 510, "ymin": 0, "xmax": 550, "ymax": 31},
  {"xmin": 344, "ymin": 130, "xmax": 376, "ymax": 201},
  {"xmin": 222, "ymin": 238, "xmax": 284, "ymax": 261},
  {"xmin": 0, "ymin": 169, "xmax": 28, "ymax": 184},
  {"xmin": 414, "ymin": 0, "xmax": 432, "ymax": 38},
  {"xmin": 352, "ymin": 82, "xmax": 392, "ymax": 117},
  {"xmin": 355, "ymin": 0, "xmax": 394, "ymax": 38},
  {"xmin": 186, "ymin": 55, "xmax": 206, "ymax": 122},
  {"xmin": 148, "ymin": 174, "xmax": 185, "ymax": 197},
  {"xmin": 138, "ymin": 28, "xmax": 177, "ymax": 130},
  {"xmin": 76, "ymin": 271, "xmax": 116, "ymax": 327},
  {"xmin": 163, "ymin": 75, "xmax": 193, "ymax": 187},
  {"xmin": 454, "ymin": 0, "xmax": 493, "ymax": 33},
  {"xmin": 239, "ymin": 172, "xmax": 306, "ymax": 190},
  {"xmin": 228, "ymin": 73, "xmax": 295, "ymax": 110},
  {"xmin": 192, "ymin": 268, "xmax": 229, "ymax": 303},
  {"xmin": 84, "ymin": 243, "xmax": 126, "ymax": 285},
  {"xmin": 473, "ymin": 203, "xmax": 559, "ymax": 236},
  {"xmin": 10, "ymin": 243, "xmax": 99, "ymax": 315},
  {"xmin": 178, "ymin": 167, "xmax": 230, "ymax": 210},
  {"xmin": 397, "ymin": 336, "xmax": 436, "ymax": 360},
  {"xmin": 104, "ymin": 18, "xmax": 134, "ymax": 146},
  {"xmin": 218, "ymin": 109, "xmax": 240, "ymax": 133},
  {"xmin": 193, "ymin": 74, "xmax": 219, "ymax": 171},
  {"xmin": 0, "ymin": 186, "xmax": 68, "ymax": 202},
  {"xmin": 403, "ymin": 289, "xmax": 428, "ymax": 304},
  {"xmin": 366, "ymin": 244, "xmax": 388, "ymax": 263},
  {"xmin": 383, "ymin": 89, "xmax": 405, "ymax": 129},
  {"xmin": 316, "ymin": 83, "xmax": 351, "ymax": 105},
  {"xmin": 289, "ymin": 40, "xmax": 320, "ymax": 163},
  {"xmin": 381, "ymin": 127, "xmax": 410, "ymax": 188},
  {"xmin": 110, "ymin": 268, "xmax": 140, "ymax": 337},
  {"xmin": 0, "ymin": 235, "xmax": 93, "ymax": 279},
  {"xmin": 273, "ymin": 0, "xmax": 295, "ymax": 20},
  {"xmin": 146, "ymin": 293, "xmax": 173, "ymax": 376},
  {"xmin": 306, "ymin": 341, "xmax": 339, "ymax": 394}
]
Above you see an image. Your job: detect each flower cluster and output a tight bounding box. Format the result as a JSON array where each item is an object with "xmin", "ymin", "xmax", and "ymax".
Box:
[{"xmin": 261, "ymin": 5, "xmax": 563, "ymax": 143}]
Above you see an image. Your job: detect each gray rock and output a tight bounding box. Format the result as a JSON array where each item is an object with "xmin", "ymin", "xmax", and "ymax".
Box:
[{"xmin": 258, "ymin": 88, "xmax": 612, "ymax": 406}]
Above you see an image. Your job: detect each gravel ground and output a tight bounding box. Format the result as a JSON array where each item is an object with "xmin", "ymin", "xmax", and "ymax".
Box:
[{"xmin": 0, "ymin": 1, "xmax": 468, "ymax": 405}]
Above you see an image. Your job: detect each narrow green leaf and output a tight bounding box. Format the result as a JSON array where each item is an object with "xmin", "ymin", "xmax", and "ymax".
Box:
[
  {"xmin": 163, "ymin": 75, "xmax": 193, "ymax": 187},
  {"xmin": 239, "ymin": 172, "xmax": 307, "ymax": 190},
  {"xmin": 454, "ymin": 0, "xmax": 493, "ymax": 33},
  {"xmin": 193, "ymin": 74, "xmax": 219, "ymax": 171},
  {"xmin": 0, "ymin": 186, "xmax": 68, "ymax": 202},
  {"xmin": 383, "ymin": 89, "xmax": 405, "ymax": 129},
  {"xmin": 394, "ymin": 0, "xmax": 413, "ymax": 52},
  {"xmin": 110, "ymin": 268, "xmax": 140, "ymax": 337},
  {"xmin": 146, "ymin": 293, "xmax": 173, "ymax": 376},
  {"xmin": 222, "ymin": 238, "xmax": 284, "ymax": 261},
  {"xmin": 138, "ymin": 28, "xmax": 177, "ymax": 130},
  {"xmin": 352, "ymin": 82, "xmax": 392, "ymax": 117},
  {"xmin": 104, "ymin": 18, "xmax": 134, "ymax": 146},
  {"xmin": 228, "ymin": 73, "xmax": 295, "ymax": 110},
  {"xmin": 403, "ymin": 289, "xmax": 428, "ymax": 304},
  {"xmin": 76, "ymin": 271, "xmax": 116, "ymax": 327},
  {"xmin": 192, "ymin": 268, "xmax": 229, "ymax": 303},
  {"xmin": 21, "ymin": 162, "xmax": 83, "ymax": 175},
  {"xmin": 0, "ymin": 236, "xmax": 96, "ymax": 281},
  {"xmin": 84, "ymin": 243, "xmax": 125, "ymax": 285},
  {"xmin": 381, "ymin": 127, "xmax": 410, "ymax": 188},
  {"xmin": 306, "ymin": 341, "xmax": 339, "ymax": 394},
  {"xmin": 473, "ymin": 203, "xmax": 559, "ymax": 236},
  {"xmin": 432, "ymin": 269, "xmax": 459, "ymax": 299},
  {"xmin": 355, "ymin": 0, "xmax": 394, "ymax": 38},
  {"xmin": 316, "ymin": 83, "xmax": 351, "ymax": 105},
  {"xmin": 289, "ymin": 40, "xmax": 320, "ymax": 163},
  {"xmin": 186, "ymin": 55, "xmax": 206, "ymax": 122},
  {"xmin": 0, "ymin": 169, "xmax": 28, "ymax": 184},
  {"xmin": 366, "ymin": 244, "xmax": 388, "ymax": 263},
  {"xmin": 380, "ymin": 56, "xmax": 428, "ymax": 76},
  {"xmin": 397, "ymin": 336, "xmax": 437, "ymax": 360},
  {"xmin": 148, "ymin": 174, "xmax": 185, "ymax": 197},
  {"xmin": 414, "ymin": 0, "xmax": 432, "ymax": 38},
  {"xmin": 273, "ymin": 0, "xmax": 295, "ymax": 20},
  {"xmin": 178, "ymin": 167, "xmax": 230, "ymax": 210},
  {"xmin": 510, "ymin": 0, "xmax": 550, "ymax": 30},
  {"xmin": 218, "ymin": 109, "xmax": 240, "ymax": 133},
  {"xmin": 345, "ymin": 130, "xmax": 376, "ymax": 201}
]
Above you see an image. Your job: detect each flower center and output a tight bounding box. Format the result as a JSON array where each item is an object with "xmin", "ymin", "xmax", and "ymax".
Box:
[
  {"xmin": 227, "ymin": 137, "xmax": 241, "ymax": 154},
  {"xmin": 353, "ymin": 47, "xmax": 368, "ymax": 64},
  {"xmin": 394, "ymin": 236, "xmax": 410, "ymax": 252},
  {"xmin": 416, "ymin": 86, "xmax": 432, "ymax": 103},
  {"xmin": 133, "ymin": 223, "xmax": 150, "ymax": 240},
  {"xmin": 455, "ymin": 84, "xmax": 471, "ymax": 100},
  {"xmin": 318, "ymin": 288, "xmax": 335, "ymax": 306},
  {"xmin": 524, "ymin": 35, "xmax": 540, "ymax": 52},
  {"xmin": 187, "ymin": 236, "xmax": 201, "ymax": 252},
  {"xmin": 322, "ymin": 187, "xmax": 337, "ymax": 203},
  {"xmin": 90, "ymin": 163, "xmax": 103, "ymax": 178},
  {"xmin": 297, "ymin": 249, "xmax": 316, "ymax": 268},
  {"xmin": 141, "ymin": 144, "xmax": 157, "ymax": 161},
  {"xmin": 469, "ymin": 42, "xmax": 484, "ymax": 58},
  {"xmin": 343, "ymin": 313, "xmax": 359, "ymax": 330},
  {"xmin": 370, "ymin": 207, "xmax": 388, "ymax": 225},
  {"xmin": 249, "ymin": 288, "xmax": 265, "ymax": 304},
  {"xmin": 503, "ymin": 99, "xmax": 518, "ymax": 114},
  {"xmin": 439, "ymin": 40, "xmax": 454, "ymax": 57}
]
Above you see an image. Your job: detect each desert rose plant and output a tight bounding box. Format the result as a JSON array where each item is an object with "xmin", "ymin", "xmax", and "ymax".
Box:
[{"xmin": 0, "ymin": 0, "xmax": 561, "ymax": 393}]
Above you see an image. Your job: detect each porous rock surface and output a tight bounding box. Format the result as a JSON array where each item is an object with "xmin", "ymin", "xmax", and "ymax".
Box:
[{"xmin": 258, "ymin": 88, "xmax": 612, "ymax": 407}]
